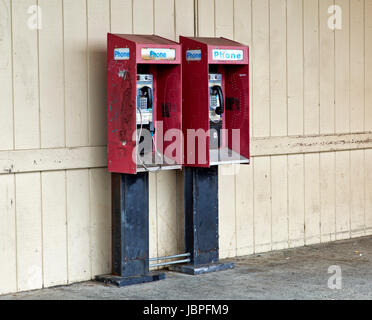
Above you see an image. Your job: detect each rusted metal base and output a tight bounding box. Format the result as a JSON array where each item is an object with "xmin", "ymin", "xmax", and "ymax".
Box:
[
  {"xmin": 96, "ymin": 173, "xmax": 166, "ymax": 287},
  {"xmin": 184, "ymin": 167, "xmax": 219, "ymax": 265},
  {"xmin": 175, "ymin": 167, "xmax": 235, "ymax": 275},
  {"xmin": 95, "ymin": 272, "xmax": 165, "ymax": 287},
  {"xmin": 169, "ymin": 262, "xmax": 234, "ymax": 275}
]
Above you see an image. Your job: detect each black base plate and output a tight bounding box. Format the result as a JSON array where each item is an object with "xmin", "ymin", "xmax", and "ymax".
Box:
[
  {"xmin": 169, "ymin": 262, "xmax": 235, "ymax": 275},
  {"xmin": 95, "ymin": 272, "xmax": 166, "ymax": 287}
]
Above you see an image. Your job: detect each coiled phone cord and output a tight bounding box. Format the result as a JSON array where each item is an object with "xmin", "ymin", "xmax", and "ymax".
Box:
[{"xmin": 136, "ymin": 107, "xmax": 163, "ymax": 172}]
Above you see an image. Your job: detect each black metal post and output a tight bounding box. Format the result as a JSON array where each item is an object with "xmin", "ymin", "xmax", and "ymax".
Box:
[
  {"xmin": 171, "ymin": 167, "xmax": 234, "ymax": 275},
  {"xmin": 96, "ymin": 172, "xmax": 165, "ymax": 287}
]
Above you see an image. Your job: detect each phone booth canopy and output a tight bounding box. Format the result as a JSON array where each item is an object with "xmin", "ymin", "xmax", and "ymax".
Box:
[
  {"xmin": 180, "ymin": 36, "xmax": 250, "ymax": 167},
  {"xmin": 107, "ymin": 34, "xmax": 182, "ymax": 174}
]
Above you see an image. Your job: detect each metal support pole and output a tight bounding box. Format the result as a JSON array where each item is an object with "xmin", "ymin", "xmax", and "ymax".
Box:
[
  {"xmin": 170, "ymin": 167, "xmax": 234, "ymax": 275},
  {"xmin": 96, "ymin": 172, "xmax": 165, "ymax": 287}
]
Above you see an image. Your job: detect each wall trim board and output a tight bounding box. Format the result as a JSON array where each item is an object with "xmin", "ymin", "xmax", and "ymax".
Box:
[
  {"xmin": 251, "ymin": 132, "xmax": 372, "ymax": 157},
  {"xmin": 0, "ymin": 146, "xmax": 107, "ymax": 175},
  {"xmin": 1, "ymin": 132, "xmax": 372, "ymax": 174}
]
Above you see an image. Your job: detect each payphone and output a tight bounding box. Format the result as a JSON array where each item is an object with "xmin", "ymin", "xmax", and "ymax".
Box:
[
  {"xmin": 180, "ymin": 36, "xmax": 250, "ymax": 167},
  {"xmin": 98, "ymin": 34, "xmax": 183, "ymax": 288},
  {"xmin": 170, "ymin": 37, "xmax": 249, "ymax": 277},
  {"xmin": 107, "ymin": 34, "xmax": 182, "ymax": 174}
]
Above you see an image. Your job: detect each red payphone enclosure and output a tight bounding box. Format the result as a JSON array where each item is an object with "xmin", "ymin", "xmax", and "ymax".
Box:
[
  {"xmin": 107, "ymin": 34, "xmax": 182, "ymax": 174},
  {"xmin": 180, "ymin": 36, "xmax": 250, "ymax": 167}
]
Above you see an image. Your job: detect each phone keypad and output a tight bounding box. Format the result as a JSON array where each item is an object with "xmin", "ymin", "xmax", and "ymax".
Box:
[
  {"xmin": 139, "ymin": 97, "xmax": 148, "ymax": 109},
  {"xmin": 210, "ymin": 95, "xmax": 218, "ymax": 108}
]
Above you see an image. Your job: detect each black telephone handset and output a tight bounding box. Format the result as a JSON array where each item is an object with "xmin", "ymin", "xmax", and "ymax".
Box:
[
  {"xmin": 140, "ymin": 86, "xmax": 153, "ymax": 109},
  {"xmin": 211, "ymin": 85, "xmax": 224, "ymax": 116}
]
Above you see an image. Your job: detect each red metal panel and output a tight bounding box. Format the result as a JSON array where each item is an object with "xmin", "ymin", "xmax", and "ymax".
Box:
[
  {"xmin": 225, "ymin": 63, "xmax": 250, "ymax": 160},
  {"xmin": 156, "ymin": 64, "xmax": 183, "ymax": 165},
  {"xmin": 180, "ymin": 36, "xmax": 210, "ymax": 167},
  {"xmin": 180, "ymin": 36, "xmax": 250, "ymax": 167},
  {"xmin": 107, "ymin": 34, "xmax": 137, "ymax": 174}
]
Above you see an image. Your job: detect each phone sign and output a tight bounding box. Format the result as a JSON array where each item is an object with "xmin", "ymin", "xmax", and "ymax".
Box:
[
  {"xmin": 114, "ymin": 48, "xmax": 130, "ymax": 60},
  {"xmin": 212, "ymin": 49, "xmax": 244, "ymax": 61},
  {"xmin": 141, "ymin": 48, "xmax": 176, "ymax": 60},
  {"xmin": 186, "ymin": 50, "xmax": 202, "ymax": 61}
]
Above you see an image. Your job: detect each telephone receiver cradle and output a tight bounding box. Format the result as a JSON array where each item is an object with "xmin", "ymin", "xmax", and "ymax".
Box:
[{"xmin": 210, "ymin": 85, "xmax": 224, "ymax": 116}]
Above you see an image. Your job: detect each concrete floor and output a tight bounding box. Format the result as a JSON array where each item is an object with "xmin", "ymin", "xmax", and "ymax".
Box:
[{"xmin": 1, "ymin": 236, "xmax": 372, "ymax": 300}]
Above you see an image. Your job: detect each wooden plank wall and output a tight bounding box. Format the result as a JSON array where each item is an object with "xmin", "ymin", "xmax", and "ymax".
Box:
[
  {"xmin": 0, "ymin": 0, "xmax": 193, "ymax": 295},
  {"xmin": 196, "ymin": 0, "xmax": 372, "ymax": 258},
  {"xmin": 0, "ymin": 0, "xmax": 371, "ymax": 294}
]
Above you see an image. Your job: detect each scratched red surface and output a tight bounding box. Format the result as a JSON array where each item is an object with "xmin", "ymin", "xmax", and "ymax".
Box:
[
  {"xmin": 180, "ymin": 36, "xmax": 210, "ymax": 167},
  {"xmin": 107, "ymin": 34, "xmax": 182, "ymax": 174}
]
